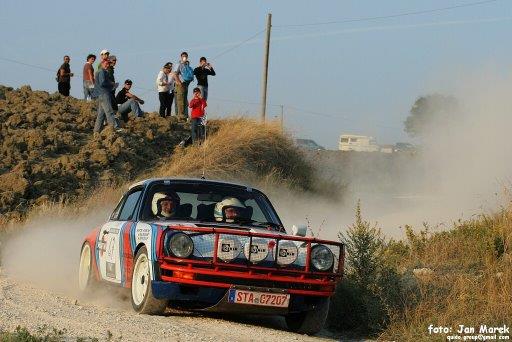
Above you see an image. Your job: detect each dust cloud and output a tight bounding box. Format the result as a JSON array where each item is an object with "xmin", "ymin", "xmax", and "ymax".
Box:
[
  {"xmin": 275, "ymin": 71, "xmax": 512, "ymax": 239},
  {"xmin": 0, "ymin": 206, "xmax": 111, "ymax": 295}
]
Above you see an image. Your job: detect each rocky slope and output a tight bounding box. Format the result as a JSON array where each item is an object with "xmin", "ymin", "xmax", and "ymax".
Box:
[{"xmin": 0, "ymin": 85, "xmax": 188, "ymax": 221}]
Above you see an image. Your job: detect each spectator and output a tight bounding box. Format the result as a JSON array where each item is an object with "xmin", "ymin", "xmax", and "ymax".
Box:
[
  {"xmin": 93, "ymin": 59, "xmax": 120, "ymax": 133},
  {"xmin": 174, "ymin": 52, "xmax": 194, "ymax": 121},
  {"xmin": 96, "ymin": 49, "xmax": 109, "ymax": 72},
  {"xmin": 83, "ymin": 54, "xmax": 96, "ymax": 100},
  {"xmin": 156, "ymin": 62, "xmax": 174, "ymax": 117},
  {"xmin": 194, "ymin": 57, "xmax": 215, "ymax": 100},
  {"xmin": 115, "ymin": 79, "xmax": 145, "ymax": 123},
  {"xmin": 57, "ymin": 55, "xmax": 73, "ymax": 96},
  {"xmin": 188, "ymin": 87, "xmax": 207, "ymax": 143},
  {"xmin": 107, "ymin": 55, "xmax": 118, "ymax": 112}
]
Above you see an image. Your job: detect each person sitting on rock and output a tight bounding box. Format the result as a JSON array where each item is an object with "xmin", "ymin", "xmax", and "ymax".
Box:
[{"xmin": 115, "ymin": 79, "xmax": 144, "ymax": 123}]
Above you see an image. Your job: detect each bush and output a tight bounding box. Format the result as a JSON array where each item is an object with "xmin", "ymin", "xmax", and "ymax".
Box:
[{"xmin": 328, "ymin": 201, "xmax": 403, "ymax": 335}]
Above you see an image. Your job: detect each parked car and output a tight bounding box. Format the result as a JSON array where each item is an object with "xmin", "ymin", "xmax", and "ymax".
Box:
[
  {"xmin": 393, "ymin": 142, "xmax": 416, "ymax": 153},
  {"xmin": 339, "ymin": 134, "xmax": 379, "ymax": 152},
  {"xmin": 78, "ymin": 178, "xmax": 344, "ymax": 334},
  {"xmin": 296, "ymin": 139, "xmax": 325, "ymax": 151}
]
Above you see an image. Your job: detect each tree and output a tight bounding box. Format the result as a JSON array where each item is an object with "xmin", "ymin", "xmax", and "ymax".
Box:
[{"xmin": 404, "ymin": 94, "xmax": 458, "ymax": 138}]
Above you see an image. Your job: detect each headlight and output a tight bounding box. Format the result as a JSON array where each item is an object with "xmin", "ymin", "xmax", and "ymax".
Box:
[
  {"xmin": 168, "ymin": 232, "xmax": 194, "ymax": 258},
  {"xmin": 310, "ymin": 244, "xmax": 334, "ymax": 271}
]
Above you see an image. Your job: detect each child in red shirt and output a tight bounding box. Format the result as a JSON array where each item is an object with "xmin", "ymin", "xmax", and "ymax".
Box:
[{"xmin": 189, "ymin": 87, "xmax": 207, "ymax": 143}]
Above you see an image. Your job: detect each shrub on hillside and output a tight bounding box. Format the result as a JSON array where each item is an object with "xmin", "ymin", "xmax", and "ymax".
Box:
[{"xmin": 328, "ymin": 201, "xmax": 408, "ymax": 334}]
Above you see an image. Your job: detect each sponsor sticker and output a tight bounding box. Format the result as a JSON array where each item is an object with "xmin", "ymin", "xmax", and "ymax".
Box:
[{"xmin": 106, "ymin": 262, "xmax": 116, "ymax": 278}]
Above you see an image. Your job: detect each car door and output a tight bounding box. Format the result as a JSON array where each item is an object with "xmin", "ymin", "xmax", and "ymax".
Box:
[{"xmin": 98, "ymin": 187, "xmax": 143, "ymax": 283}]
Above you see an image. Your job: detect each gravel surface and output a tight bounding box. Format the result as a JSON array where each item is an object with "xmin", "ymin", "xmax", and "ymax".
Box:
[{"xmin": 0, "ymin": 267, "xmax": 337, "ymax": 341}]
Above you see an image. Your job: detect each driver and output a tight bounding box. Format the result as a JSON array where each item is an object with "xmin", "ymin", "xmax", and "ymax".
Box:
[
  {"xmin": 214, "ymin": 197, "xmax": 247, "ymax": 223},
  {"xmin": 152, "ymin": 191, "xmax": 180, "ymax": 219}
]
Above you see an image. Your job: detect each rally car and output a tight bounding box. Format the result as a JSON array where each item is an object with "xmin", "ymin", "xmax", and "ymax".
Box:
[{"xmin": 78, "ymin": 178, "xmax": 344, "ymax": 334}]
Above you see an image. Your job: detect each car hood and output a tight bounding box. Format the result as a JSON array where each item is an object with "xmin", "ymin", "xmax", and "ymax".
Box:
[{"xmin": 149, "ymin": 220, "xmax": 291, "ymax": 237}]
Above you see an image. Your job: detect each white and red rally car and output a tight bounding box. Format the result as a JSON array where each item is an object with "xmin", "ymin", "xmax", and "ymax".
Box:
[{"xmin": 79, "ymin": 178, "xmax": 344, "ymax": 334}]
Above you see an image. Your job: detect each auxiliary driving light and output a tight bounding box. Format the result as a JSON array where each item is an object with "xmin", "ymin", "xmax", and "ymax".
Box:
[
  {"xmin": 168, "ymin": 232, "xmax": 194, "ymax": 258},
  {"xmin": 217, "ymin": 236, "xmax": 242, "ymax": 261},
  {"xmin": 276, "ymin": 241, "xmax": 298, "ymax": 266},
  {"xmin": 243, "ymin": 238, "xmax": 269, "ymax": 263}
]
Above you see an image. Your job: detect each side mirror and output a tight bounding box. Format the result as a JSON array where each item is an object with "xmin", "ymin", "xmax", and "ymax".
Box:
[{"xmin": 291, "ymin": 224, "xmax": 307, "ymax": 237}]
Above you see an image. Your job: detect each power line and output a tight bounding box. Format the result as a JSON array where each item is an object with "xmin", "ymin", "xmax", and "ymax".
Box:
[
  {"xmin": 275, "ymin": 0, "xmax": 500, "ymax": 28},
  {"xmin": 0, "ymin": 56, "xmax": 56, "ymax": 73},
  {"xmin": 211, "ymin": 29, "xmax": 266, "ymax": 60}
]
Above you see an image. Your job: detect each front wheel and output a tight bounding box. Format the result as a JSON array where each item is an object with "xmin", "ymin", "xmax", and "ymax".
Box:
[
  {"xmin": 285, "ymin": 297, "xmax": 330, "ymax": 335},
  {"xmin": 131, "ymin": 246, "xmax": 167, "ymax": 314}
]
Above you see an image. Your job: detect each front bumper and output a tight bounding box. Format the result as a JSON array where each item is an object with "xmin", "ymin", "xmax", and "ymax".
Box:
[{"xmin": 151, "ymin": 282, "xmax": 322, "ymax": 314}]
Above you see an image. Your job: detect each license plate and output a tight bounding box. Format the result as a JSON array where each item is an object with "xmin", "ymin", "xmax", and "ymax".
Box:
[{"xmin": 228, "ymin": 289, "xmax": 290, "ymax": 308}]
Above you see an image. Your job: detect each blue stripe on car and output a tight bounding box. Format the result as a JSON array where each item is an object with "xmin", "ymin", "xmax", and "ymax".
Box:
[{"xmin": 119, "ymin": 222, "xmax": 127, "ymax": 286}]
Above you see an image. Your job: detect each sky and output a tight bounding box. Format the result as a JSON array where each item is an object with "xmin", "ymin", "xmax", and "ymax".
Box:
[{"xmin": 1, "ymin": 0, "xmax": 511, "ymax": 149}]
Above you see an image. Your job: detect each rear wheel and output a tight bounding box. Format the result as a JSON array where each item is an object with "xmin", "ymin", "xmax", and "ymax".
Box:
[
  {"xmin": 131, "ymin": 246, "xmax": 167, "ymax": 314},
  {"xmin": 285, "ymin": 297, "xmax": 330, "ymax": 335},
  {"xmin": 78, "ymin": 242, "xmax": 97, "ymax": 292}
]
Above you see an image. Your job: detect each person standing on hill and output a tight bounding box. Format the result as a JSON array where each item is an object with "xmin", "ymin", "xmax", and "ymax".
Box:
[
  {"xmin": 107, "ymin": 55, "xmax": 118, "ymax": 112},
  {"xmin": 156, "ymin": 62, "xmax": 174, "ymax": 117},
  {"xmin": 93, "ymin": 59, "xmax": 120, "ymax": 133},
  {"xmin": 116, "ymin": 79, "xmax": 144, "ymax": 123},
  {"xmin": 57, "ymin": 55, "xmax": 74, "ymax": 96},
  {"xmin": 96, "ymin": 49, "xmax": 109, "ymax": 72},
  {"xmin": 189, "ymin": 87, "xmax": 207, "ymax": 143},
  {"xmin": 174, "ymin": 51, "xmax": 194, "ymax": 121},
  {"xmin": 83, "ymin": 54, "xmax": 96, "ymax": 100},
  {"xmin": 194, "ymin": 57, "xmax": 215, "ymax": 100}
]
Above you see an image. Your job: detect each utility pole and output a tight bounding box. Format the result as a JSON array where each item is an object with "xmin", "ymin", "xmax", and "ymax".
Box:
[
  {"xmin": 280, "ymin": 105, "xmax": 284, "ymax": 131},
  {"xmin": 260, "ymin": 13, "xmax": 272, "ymax": 122}
]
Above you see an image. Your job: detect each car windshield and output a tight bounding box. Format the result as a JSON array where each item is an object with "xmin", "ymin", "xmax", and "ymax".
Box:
[{"xmin": 140, "ymin": 182, "xmax": 283, "ymax": 231}]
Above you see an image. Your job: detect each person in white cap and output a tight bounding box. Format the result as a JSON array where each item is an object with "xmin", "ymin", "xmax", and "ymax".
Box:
[{"xmin": 96, "ymin": 49, "xmax": 110, "ymax": 72}]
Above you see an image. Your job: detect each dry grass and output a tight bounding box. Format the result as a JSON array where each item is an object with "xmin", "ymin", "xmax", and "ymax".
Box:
[
  {"xmin": 148, "ymin": 117, "xmax": 319, "ymax": 192},
  {"xmin": 0, "ymin": 186, "xmax": 123, "ymax": 234},
  {"xmin": 379, "ymin": 206, "xmax": 512, "ymax": 340}
]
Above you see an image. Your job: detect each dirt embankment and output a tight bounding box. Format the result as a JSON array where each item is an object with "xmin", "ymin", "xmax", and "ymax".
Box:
[{"xmin": 0, "ymin": 85, "xmax": 189, "ymax": 222}]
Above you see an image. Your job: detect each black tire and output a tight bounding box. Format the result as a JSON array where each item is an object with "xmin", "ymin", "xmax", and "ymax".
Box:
[
  {"xmin": 285, "ymin": 297, "xmax": 330, "ymax": 335},
  {"xmin": 131, "ymin": 246, "xmax": 167, "ymax": 315},
  {"xmin": 78, "ymin": 242, "xmax": 98, "ymax": 293}
]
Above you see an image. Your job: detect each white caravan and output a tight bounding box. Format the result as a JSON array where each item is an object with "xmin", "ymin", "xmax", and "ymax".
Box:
[{"xmin": 339, "ymin": 134, "xmax": 379, "ymax": 152}]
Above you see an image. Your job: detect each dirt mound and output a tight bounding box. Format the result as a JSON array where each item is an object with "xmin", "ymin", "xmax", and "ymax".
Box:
[{"xmin": 0, "ymin": 85, "xmax": 189, "ymax": 221}]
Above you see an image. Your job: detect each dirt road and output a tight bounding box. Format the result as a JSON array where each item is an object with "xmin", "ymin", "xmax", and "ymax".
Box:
[{"xmin": 0, "ymin": 268, "xmax": 337, "ymax": 341}]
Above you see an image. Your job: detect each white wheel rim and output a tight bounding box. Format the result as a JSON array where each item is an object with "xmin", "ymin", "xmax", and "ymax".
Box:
[
  {"xmin": 132, "ymin": 253, "xmax": 150, "ymax": 306},
  {"xmin": 78, "ymin": 244, "xmax": 91, "ymax": 291}
]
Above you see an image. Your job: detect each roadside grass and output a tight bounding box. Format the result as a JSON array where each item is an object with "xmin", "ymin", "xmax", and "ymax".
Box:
[
  {"xmin": 329, "ymin": 202, "xmax": 512, "ymax": 340},
  {"xmin": 0, "ymin": 326, "xmax": 72, "ymax": 342},
  {"xmin": 0, "ymin": 326, "xmax": 119, "ymax": 342}
]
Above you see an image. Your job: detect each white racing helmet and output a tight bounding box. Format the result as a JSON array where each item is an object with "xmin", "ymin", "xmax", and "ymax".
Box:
[
  {"xmin": 152, "ymin": 192, "xmax": 179, "ymax": 218},
  {"xmin": 214, "ymin": 197, "xmax": 246, "ymax": 222}
]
